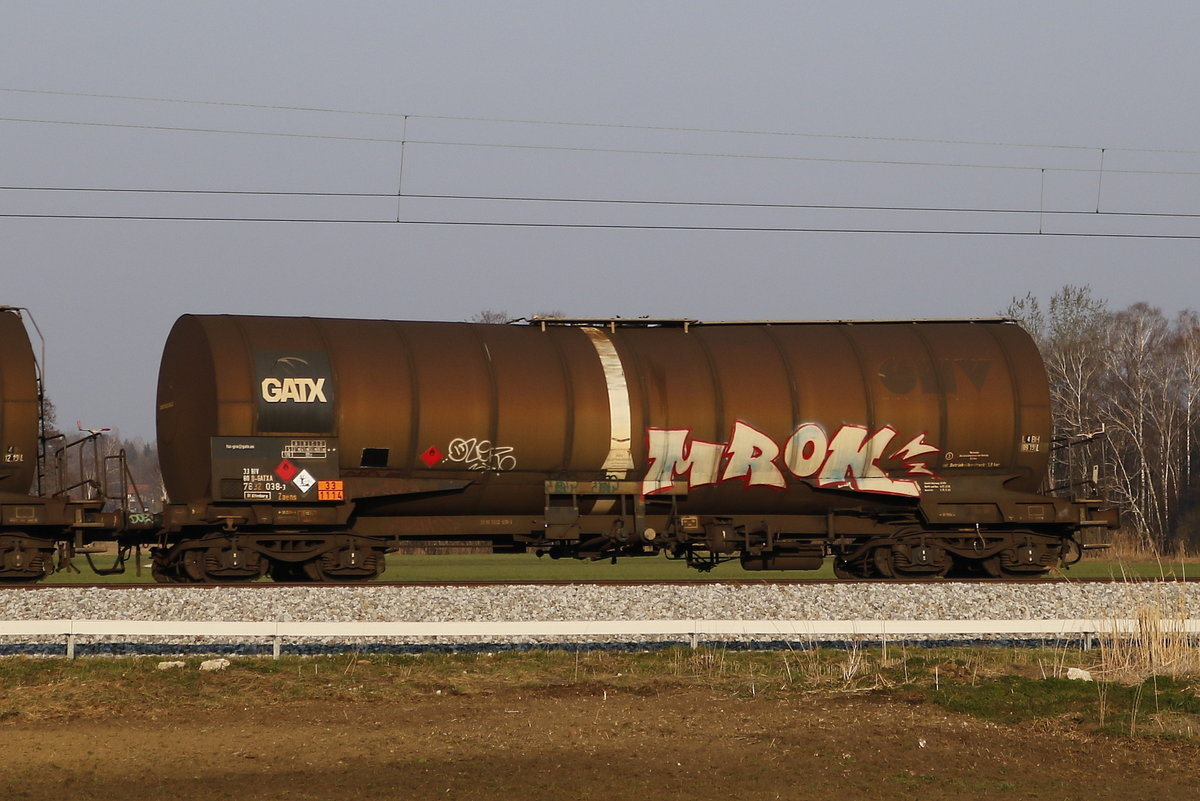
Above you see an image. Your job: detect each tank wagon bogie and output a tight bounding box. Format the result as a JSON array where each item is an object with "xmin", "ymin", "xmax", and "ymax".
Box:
[{"xmin": 144, "ymin": 314, "xmax": 1115, "ymax": 583}]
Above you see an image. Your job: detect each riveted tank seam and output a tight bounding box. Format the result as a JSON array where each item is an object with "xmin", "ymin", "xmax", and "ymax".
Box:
[
  {"xmin": 838, "ymin": 325, "xmax": 873, "ymax": 436},
  {"xmin": 542, "ymin": 325, "xmax": 576, "ymax": 472},
  {"xmin": 231, "ymin": 316, "xmax": 256, "ymax": 442},
  {"xmin": 910, "ymin": 322, "xmax": 949, "ymax": 467},
  {"xmin": 385, "ymin": 321, "xmax": 419, "ymax": 471},
  {"xmin": 691, "ymin": 327, "xmax": 725, "ymax": 444},
  {"xmin": 466, "ymin": 323, "xmax": 500, "ymax": 476},
  {"xmin": 310, "ymin": 318, "xmax": 337, "ymax": 438},
  {"xmin": 984, "ymin": 321, "xmax": 1030, "ymax": 483},
  {"xmin": 761, "ymin": 324, "xmax": 800, "ymax": 440}
]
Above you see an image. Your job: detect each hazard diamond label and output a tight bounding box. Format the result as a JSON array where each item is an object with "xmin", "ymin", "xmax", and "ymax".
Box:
[
  {"xmin": 275, "ymin": 459, "xmax": 299, "ymax": 483},
  {"xmin": 293, "ymin": 469, "xmax": 316, "ymax": 494},
  {"xmin": 420, "ymin": 446, "xmax": 443, "ymax": 467}
]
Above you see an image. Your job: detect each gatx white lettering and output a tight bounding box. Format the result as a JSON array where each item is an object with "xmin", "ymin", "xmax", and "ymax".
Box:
[
  {"xmin": 260, "ymin": 377, "xmax": 328, "ymax": 403},
  {"xmin": 643, "ymin": 422, "xmax": 939, "ymax": 498}
]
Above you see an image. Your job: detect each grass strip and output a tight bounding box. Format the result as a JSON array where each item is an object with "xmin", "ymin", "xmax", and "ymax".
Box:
[{"xmin": 3, "ymin": 646, "xmax": 1198, "ymax": 739}]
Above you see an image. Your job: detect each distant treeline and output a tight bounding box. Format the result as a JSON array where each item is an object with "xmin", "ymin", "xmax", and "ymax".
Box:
[{"xmin": 1008, "ymin": 286, "xmax": 1200, "ymax": 551}]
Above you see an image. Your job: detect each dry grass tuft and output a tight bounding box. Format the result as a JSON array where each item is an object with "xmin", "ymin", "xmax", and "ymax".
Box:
[
  {"xmin": 1092, "ymin": 582, "xmax": 1200, "ymax": 683},
  {"xmin": 1087, "ymin": 530, "xmax": 1197, "ymax": 564}
]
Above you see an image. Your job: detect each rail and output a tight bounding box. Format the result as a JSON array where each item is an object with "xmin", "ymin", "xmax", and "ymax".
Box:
[{"xmin": 3, "ymin": 618, "xmax": 1199, "ymax": 659}]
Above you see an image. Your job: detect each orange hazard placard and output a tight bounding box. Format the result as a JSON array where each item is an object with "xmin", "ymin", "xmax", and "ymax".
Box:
[{"xmin": 317, "ymin": 480, "xmax": 345, "ymax": 501}]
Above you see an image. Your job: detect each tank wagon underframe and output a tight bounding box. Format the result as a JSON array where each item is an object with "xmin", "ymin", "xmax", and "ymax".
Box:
[
  {"xmin": 139, "ymin": 472, "xmax": 1112, "ymax": 583},
  {"xmin": 0, "ymin": 493, "xmax": 123, "ymax": 581}
]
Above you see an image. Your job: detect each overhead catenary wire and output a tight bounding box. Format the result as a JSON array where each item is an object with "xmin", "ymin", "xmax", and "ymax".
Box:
[
  {"xmin": 7, "ymin": 113, "xmax": 1200, "ymax": 178},
  {"xmin": 6, "ymin": 84, "xmax": 1200, "ymax": 157},
  {"xmin": 6, "ymin": 184, "xmax": 1200, "ymax": 222},
  {"xmin": 3, "ymin": 210, "xmax": 1200, "ymax": 240},
  {"xmin": 6, "ymin": 114, "xmax": 1200, "ymax": 178}
]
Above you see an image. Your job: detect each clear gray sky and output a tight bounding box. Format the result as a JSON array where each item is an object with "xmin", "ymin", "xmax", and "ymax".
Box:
[{"xmin": 3, "ymin": 2, "xmax": 1198, "ymax": 439}]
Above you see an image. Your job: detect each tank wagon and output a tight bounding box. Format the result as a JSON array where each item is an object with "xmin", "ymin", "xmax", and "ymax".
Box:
[
  {"xmin": 0, "ymin": 307, "xmax": 140, "ymax": 582},
  {"xmin": 145, "ymin": 314, "xmax": 1117, "ymax": 583}
]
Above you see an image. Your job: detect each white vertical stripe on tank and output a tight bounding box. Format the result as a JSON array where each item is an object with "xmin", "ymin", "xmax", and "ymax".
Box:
[{"xmin": 580, "ymin": 327, "xmax": 635, "ymax": 479}]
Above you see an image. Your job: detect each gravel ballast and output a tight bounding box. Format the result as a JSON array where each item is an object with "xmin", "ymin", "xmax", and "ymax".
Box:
[{"xmin": 2, "ymin": 582, "xmax": 1197, "ymax": 655}]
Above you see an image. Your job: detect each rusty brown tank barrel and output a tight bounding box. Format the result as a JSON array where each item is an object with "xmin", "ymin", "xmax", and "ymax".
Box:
[
  {"xmin": 0, "ymin": 308, "xmax": 39, "ymax": 496},
  {"xmin": 156, "ymin": 316, "xmax": 1051, "ymax": 512}
]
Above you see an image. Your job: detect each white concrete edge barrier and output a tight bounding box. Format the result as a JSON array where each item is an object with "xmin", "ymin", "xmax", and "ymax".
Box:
[{"xmin": 2, "ymin": 617, "xmax": 1199, "ymax": 660}]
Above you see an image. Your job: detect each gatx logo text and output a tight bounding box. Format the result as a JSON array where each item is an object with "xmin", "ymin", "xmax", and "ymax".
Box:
[{"xmin": 260, "ymin": 378, "xmax": 328, "ymax": 403}]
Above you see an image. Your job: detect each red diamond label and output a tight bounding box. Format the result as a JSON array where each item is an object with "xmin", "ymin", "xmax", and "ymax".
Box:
[
  {"xmin": 275, "ymin": 459, "xmax": 299, "ymax": 482},
  {"xmin": 420, "ymin": 446, "xmax": 442, "ymax": 468}
]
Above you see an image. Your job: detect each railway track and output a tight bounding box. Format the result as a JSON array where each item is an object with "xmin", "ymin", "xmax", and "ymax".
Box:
[{"xmin": 11, "ymin": 575, "xmax": 1200, "ymax": 590}]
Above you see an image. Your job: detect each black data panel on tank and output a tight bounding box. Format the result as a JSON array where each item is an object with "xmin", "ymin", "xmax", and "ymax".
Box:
[
  {"xmin": 210, "ymin": 437, "xmax": 343, "ymax": 502},
  {"xmin": 253, "ymin": 349, "xmax": 335, "ymax": 434}
]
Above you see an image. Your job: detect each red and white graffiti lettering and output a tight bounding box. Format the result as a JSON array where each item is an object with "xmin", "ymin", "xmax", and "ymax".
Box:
[
  {"xmin": 643, "ymin": 422, "xmax": 940, "ymax": 498},
  {"xmin": 720, "ymin": 421, "xmax": 786, "ymax": 488}
]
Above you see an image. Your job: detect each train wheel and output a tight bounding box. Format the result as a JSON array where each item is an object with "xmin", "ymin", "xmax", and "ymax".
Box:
[
  {"xmin": 832, "ymin": 560, "xmax": 859, "ymax": 579},
  {"xmin": 150, "ymin": 551, "xmax": 187, "ymax": 583},
  {"xmin": 0, "ymin": 535, "xmax": 56, "ymax": 583},
  {"xmin": 872, "ymin": 547, "xmax": 896, "ymax": 578},
  {"xmin": 299, "ymin": 541, "xmax": 387, "ymax": 582},
  {"xmin": 150, "ymin": 564, "xmax": 184, "ymax": 583},
  {"xmin": 833, "ymin": 554, "xmax": 878, "ymax": 579},
  {"xmin": 997, "ymin": 567, "xmax": 1051, "ymax": 579},
  {"xmin": 875, "ymin": 542, "xmax": 951, "ymax": 579},
  {"xmin": 996, "ymin": 563, "xmax": 1052, "ymax": 579},
  {"xmin": 176, "ymin": 537, "xmax": 267, "ymax": 583},
  {"xmin": 995, "ymin": 536, "xmax": 1057, "ymax": 578},
  {"xmin": 301, "ymin": 559, "xmax": 330, "ymax": 581}
]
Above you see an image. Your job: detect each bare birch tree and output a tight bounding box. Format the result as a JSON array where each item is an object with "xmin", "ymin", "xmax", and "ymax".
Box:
[
  {"xmin": 1006, "ymin": 285, "xmax": 1108, "ymax": 495},
  {"xmin": 1010, "ymin": 288, "xmax": 1200, "ymax": 550}
]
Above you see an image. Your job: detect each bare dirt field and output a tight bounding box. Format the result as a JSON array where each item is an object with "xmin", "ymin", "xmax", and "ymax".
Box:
[{"xmin": 3, "ymin": 676, "xmax": 1199, "ymax": 800}]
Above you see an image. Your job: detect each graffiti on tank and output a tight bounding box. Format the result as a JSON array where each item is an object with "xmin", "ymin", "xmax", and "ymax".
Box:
[
  {"xmin": 642, "ymin": 421, "xmax": 939, "ymax": 498},
  {"xmin": 446, "ymin": 437, "xmax": 517, "ymax": 472}
]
